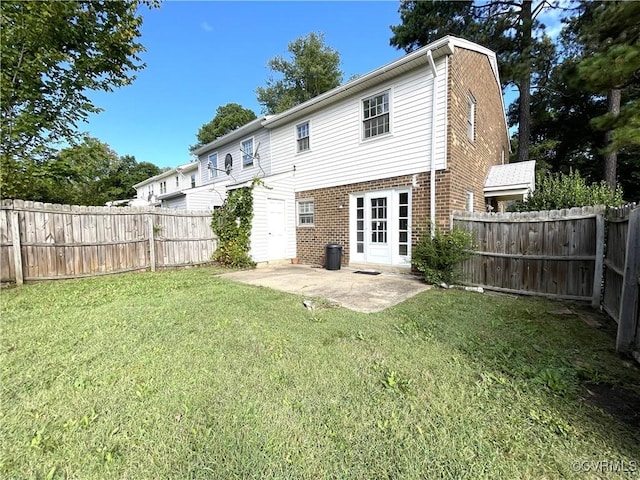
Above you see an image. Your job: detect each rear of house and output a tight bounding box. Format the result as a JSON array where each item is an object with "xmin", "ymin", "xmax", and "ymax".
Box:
[{"xmin": 262, "ymin": 36, "xmax": 509, "ymax": 270}]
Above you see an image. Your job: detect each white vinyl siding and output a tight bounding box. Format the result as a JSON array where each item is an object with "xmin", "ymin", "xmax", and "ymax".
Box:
[
  {"xmin": 268, "ymin": 59, "xmax": 448, "ymax": 193},
  {"xmin": 197, "ymin": 129, "xmax": 271, "ymax": 186}
]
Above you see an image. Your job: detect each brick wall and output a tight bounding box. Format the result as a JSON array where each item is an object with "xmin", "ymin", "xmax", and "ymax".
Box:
[
  {"xmin": 295, "ymin": 172, "xmax": 448, "ymax": 266},
  {"xmin": 444, "ymin": 47, "xmax": 510, "ymax": 217}
]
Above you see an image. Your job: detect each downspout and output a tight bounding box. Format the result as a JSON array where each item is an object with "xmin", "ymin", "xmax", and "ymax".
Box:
[{"xmin": 427, "ymin": 50, "xmax": 438, "ymax": 237}]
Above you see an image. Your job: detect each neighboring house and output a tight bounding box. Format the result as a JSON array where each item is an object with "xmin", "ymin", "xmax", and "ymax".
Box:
[
  {"xmin": 132, "ymin": 162, "xmax": 218, "ymax": 210},
  {"xmin": 193, "ymin": 35, "xmax": 518, "ymax": 270}
]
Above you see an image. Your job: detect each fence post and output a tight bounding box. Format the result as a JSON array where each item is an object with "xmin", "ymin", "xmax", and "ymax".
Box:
[
  {"xmin": 10, "ymin": 211, "xmax": 24, "ymax": 285},
  {"xmin": 616, "ymin": 207, "xmax": 640, "ymax": 352},
  {"xmin": 147, "ymin": 214, "xmax": 156, "ymax": 272},
  {"xmin": 592, "ymin": 212, "xmax": 605, "ymax": 307}
]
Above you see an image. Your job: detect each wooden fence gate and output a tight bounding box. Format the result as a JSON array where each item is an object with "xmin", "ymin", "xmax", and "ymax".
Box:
[{"xmin": 0, "ymin": 200, "xmax": 217, "ymax": 284}]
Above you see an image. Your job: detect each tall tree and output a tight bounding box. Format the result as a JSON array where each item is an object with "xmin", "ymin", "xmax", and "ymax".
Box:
[
  {"xmin": 389, "ymin": 0, "xmax": 558, "ymax": 163},
  {"xmin": 572, "ymin": 1, "xmax": 640, "ymax": 189},
  {"xmin": 256, "ymin": 32, "xmax": 343, "ymax": 115},
  {"xmin": 191, "ymin": 103, "xmax": 257, "ymax": 152},
  {"xmin": 0, "ymin": 0, "xmax": 155, "ymax": 197}
]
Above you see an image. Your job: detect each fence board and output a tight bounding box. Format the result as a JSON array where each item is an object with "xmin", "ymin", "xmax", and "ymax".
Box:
[
  {"xmin": 453, "ymin": 206, "xmax": 606, "ymax": 301},
  {"xmin": 0, "ymin": 200, "xmax": 216, "ymax": 284}
]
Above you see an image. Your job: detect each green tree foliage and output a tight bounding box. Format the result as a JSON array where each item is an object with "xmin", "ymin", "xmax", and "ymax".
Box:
[
  {"xmin": 211, "ymin": 186, "xmax": 256, "ymax": 268},
  {"xmin": 1, "ymin": 137, "xmax": 162, "ymax": 205},
  {"xmin": 191, "ymin": 103, "xmax": 257, "ymax": 152},
  {"xmin": 523, "ymin": 1, "xmax": 640, "ymax": 199},
  {"xmin": 0, "ymin": 0, "xmax": 155, "ymax": 201},
  {"xmin": 389, "ymin": 0, "xmax": 558, "ymax": 164},
  {"xmin": 509, "ymin": 170, "xmax": 624, "ymax": 212},
  {"xmin": 256, "ymin": 32, "xmax": 343, "ymax": 114},
  {"xmin": 412, "ymin": 228, "xmax": 474, "ymax": 285}
]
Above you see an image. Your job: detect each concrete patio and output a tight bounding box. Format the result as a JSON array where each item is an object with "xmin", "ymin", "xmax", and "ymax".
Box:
[{"xmin": 218, "ymin": 264, "xmax": 430, "ymax": 313}]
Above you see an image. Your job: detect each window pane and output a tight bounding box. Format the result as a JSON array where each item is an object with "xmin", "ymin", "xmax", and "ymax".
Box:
[
  {"xmin": 357, "ymin": 232, "xmax": 363, "ymax": 242},
  {"xmin": 357, "ymin": 197, "xmax": 363, "ymax": 208},
  {"xmin": 357, "ymin": 220, "xmax": 363, "ymax": 230},
  {"xmin": 399, "ymin": 192, "xmax": 408, "ymax": 204},
  {"xmin": 399, "ymin": 219, "xmax": 408, "ymax": 231},
  {"xmin": 400, "ymin": 206, "xmax": 408, "ymax": 217},
  {"xmin": 399, "ymin": 245, "xmax": 407, "ymax": 256},
  {"xmin": 357, "ymin": 244, "xmax": 364, "ymax": 253}
]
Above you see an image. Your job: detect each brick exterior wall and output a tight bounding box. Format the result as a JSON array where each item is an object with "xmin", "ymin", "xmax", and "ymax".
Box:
[
  {"xmin": 443, "ymin": 47, "xmax": 510, "ymax": 219},
  {"xmin": 295, "ymin": 47, "xmax": 509, "ymax": 267},
  {"xmin": 295, "ymin": 172, "xmax": 448, "ymax": 267}
]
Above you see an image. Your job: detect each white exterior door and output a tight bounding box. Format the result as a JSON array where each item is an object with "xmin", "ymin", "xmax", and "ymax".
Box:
[
  {"xmin": 267, "ymin": 198, "xmax": 286, "ymax": 260},
  {"xmin": 350, "ymin": 189, "xmax": 411, "ymax": 267}
]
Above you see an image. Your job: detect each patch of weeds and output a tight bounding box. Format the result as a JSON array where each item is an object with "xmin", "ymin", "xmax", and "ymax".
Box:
[
  {"xmin": 528, "ymin": 407, "xmax": 574, "ymax": 437},
  {"xmin": 380, "ymin": 367, "xmax": 413, "ymax": 395},
  {"xmin": 532, "ymin": 366, "xmax": 577, "ymax": 397}
]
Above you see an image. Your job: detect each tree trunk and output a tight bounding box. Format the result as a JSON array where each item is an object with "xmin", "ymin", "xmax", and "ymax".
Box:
[
  {"xmin": 604, "ymin": 88, "xmax": 621, "ymax": 189},
  {"xmin": 516, "ymin": 0, "xmax": 533, "ymax": 164}
]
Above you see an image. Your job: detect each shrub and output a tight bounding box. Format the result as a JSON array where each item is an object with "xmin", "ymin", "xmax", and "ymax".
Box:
[
  {"xmin": 412, "ymin": 227, "xmax": 474, "ymax": 285},
  {"xmin": 509, "ymin": 169, "xmax": 624, "ymax": 212}
]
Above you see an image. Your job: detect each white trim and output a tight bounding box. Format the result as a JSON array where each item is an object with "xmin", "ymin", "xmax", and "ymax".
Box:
[
  {"xmin": 208, "ymin": 152, "xmax": 219, "ymax": 179},
  {"xmin": 296, "ymin": 198, "xmax": 314, "ymax": 226},
  {"xmin": 295, "ymin": 120, "xmax": 311, "ymax": 154}
]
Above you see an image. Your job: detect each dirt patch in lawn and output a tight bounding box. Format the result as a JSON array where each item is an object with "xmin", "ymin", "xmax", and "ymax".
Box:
[{"xmin": 582, "ymin": 382, "xmax": 640, "ymax": 430}]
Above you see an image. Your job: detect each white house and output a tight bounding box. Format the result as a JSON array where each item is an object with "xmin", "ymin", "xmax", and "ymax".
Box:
[
  {"xmin": 192, "ymin": 36, "xmax": 518, "ymax": 270},
  {"xmin": 132, "ymin": 161, "xmax": 220, "ymax": 210}
]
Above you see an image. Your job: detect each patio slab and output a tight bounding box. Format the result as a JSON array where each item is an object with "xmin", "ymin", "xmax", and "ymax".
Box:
[{"xmin": 218, "ymin": 264, "xmax": 430, "ymax": 313}]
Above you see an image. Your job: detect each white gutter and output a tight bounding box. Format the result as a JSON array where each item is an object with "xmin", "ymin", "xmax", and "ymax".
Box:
[{"xmin": 427, "ymin": 50, "xmax": 439, "ymax": 237}]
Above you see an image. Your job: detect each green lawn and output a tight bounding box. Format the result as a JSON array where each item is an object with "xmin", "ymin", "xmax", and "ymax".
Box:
[{"xmin": 1, "ymin": 267, "xmax": 639, "ymax": 479}]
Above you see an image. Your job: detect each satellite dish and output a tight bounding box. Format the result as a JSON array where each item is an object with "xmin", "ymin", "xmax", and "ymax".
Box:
[{"xmin": 225, "ymin": 153, "xmax": 233, "ymax": 175}]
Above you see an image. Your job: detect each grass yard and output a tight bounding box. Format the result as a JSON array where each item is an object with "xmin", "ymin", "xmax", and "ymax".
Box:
[{"xmin": 1, "ymin": 267, "xmax": 639, "ymax": 479}]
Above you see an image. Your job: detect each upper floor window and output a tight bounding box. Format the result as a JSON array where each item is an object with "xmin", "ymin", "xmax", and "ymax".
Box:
[
  {"xmin": 175, "ymin": 175, "xmax": 180, "ymax": 187},
  {"xmin": 363, "ymin": 90, "xmax": 390, "ymax": 139},
  {"xmin": 241, "ymin": 138, "xmax": 254, "ymax": 168},
  {"xmin": 159, "ymin": 181, "xmax": 167, "ymax": 194},
  {"xmin": 467, "ymin": 93, "xmax": 476, "ymax": 142},
  {"xmin": 296, "ymin": 121, "xmax": 310, "ymax": 152},
  {"xmin": 297, "ymin": 199, "xmax": 314, "ymax": 226},
  {"xmin": 208, "ymin": 153, "xmax": 218, "ymax": 178},
  {"xmin": 190, "ymin": 173, "xmax": 196, "ymax": 188}
]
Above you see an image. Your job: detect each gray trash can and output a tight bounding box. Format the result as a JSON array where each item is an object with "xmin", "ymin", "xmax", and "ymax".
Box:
[{"xmin": 325, "ymin": 243, "xmax": 342, "ymax": 270}]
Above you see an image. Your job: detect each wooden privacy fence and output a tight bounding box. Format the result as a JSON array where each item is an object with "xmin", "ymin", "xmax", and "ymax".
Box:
[
  {"xmin": 602, "ymin": 204, "xmax": 639, "ymax": 354},
  {"xmin": 453, "ymin": 203, "xmax": 639, "ymax": 355},
  {"xmin": 1, "ymin": 199, "xmax": 217, "ymax": 285},
  {"xmin": 452, "ymin": 206, "xmax": 605, "ymax": 303}
]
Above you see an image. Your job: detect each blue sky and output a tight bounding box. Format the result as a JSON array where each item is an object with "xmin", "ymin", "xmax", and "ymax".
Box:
[
  {"xmin": 84, "ymin": 1, "xmax": 561, "ymax": 169},
  {"xmin": 84, "ymin": 1, "xmax": 407, "ymax": 168}
]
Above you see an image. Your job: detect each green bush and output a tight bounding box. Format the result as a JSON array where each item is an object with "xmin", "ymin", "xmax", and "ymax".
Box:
[
  {"xmin": 509, "ymin": 169, "xmax": 624, "ymax": 212},
  {"xmin": 211, "ymin": 186, "xmax": 256, "ymax": 268},
  {"xmin": 412, "ymin": 227, "xmax": 474, "ymax": 285}
]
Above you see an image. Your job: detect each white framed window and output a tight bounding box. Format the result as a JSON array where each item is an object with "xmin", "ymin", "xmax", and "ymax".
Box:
[
  {"xmin": 175, "ymin": 175, "xmax": 179, "ymax": 187},
  {"xmin": 467, "ymin": 93, "xmax": 476, "ymax": 142},
  {"xmin": 296, "ymin": 121, "xmax": 310, "ymax": 152},
  {"xmin": 208, "ymin": 153, "xmax": 218, "ymax": 178},
  {"xmin": 241, "ymin": 138, "xmax": 254, "ymax": 168},
  {"xmin": 362, "ymin": 90, "xmax": 390, "ymax": 139},
  {"xmin": 190, "ymin": 173, "xmax": 196, "ymax": 188},
  {"xmin": 297, "ymin": 199, "xmax": 314, "ymax": 226},
  {"xmin": 159, "ymin": 181, "xmax": 167, "ymax": 194}
]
